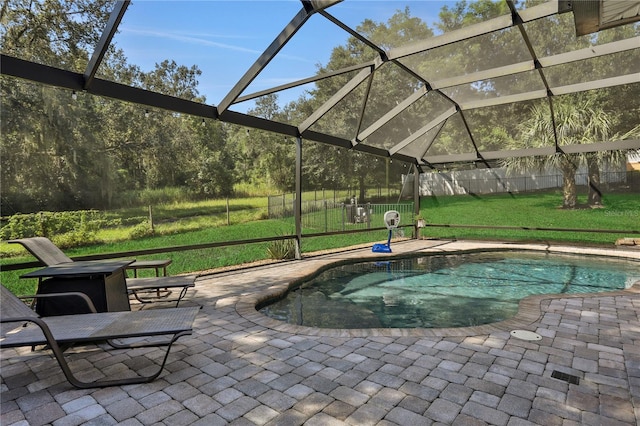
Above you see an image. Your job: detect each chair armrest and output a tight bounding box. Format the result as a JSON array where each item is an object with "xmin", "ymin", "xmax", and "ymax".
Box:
[{"xmin": 19, "ymin": 292, "xmax": 98, "ymax": 313}]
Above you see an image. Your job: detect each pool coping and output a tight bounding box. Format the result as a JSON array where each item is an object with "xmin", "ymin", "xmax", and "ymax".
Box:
[{"xmin": 234, "ymin": 240, "xmax": 640, "ymax": 338}]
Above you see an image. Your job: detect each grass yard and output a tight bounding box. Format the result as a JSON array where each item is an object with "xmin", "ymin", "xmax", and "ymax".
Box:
[
  {"xmin": 1, "ymin": 190, "xmax": 638, "ymax": 295},
  {"xmin": 419, "ymin": 192, "xmax": 638, "ymax": 245}
]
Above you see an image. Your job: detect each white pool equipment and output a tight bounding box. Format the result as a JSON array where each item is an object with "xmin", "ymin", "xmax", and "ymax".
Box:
[{"xmin": 372, "ymin": 210, "xmax": 400, "ymax": 253}]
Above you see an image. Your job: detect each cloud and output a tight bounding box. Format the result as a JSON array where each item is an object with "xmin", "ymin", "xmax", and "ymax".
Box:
[
  {"xmin": 120, "ymin": 26, "xmax": 316, "ymax": 64},
  {"xmin": 120, "ymin": 26, "xmax": 262, "ymax": 55}
]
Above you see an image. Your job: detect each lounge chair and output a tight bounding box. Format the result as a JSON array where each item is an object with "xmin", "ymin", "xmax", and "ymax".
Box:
[
  {"xmin": 9, "ymin": 237, "xmax": 196, "ymax": 308},
  {"xmin": 0, "ymin": 284, "xmax": 198, "ymax": 388}
]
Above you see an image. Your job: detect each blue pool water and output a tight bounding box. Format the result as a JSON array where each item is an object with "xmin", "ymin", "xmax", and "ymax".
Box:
[{"xmin": 259, "ymin": 251, "xmax": 640, "ymax": 328}]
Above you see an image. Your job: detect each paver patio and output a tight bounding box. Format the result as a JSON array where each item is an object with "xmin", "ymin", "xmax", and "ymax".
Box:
[{"xmin": 2, "ymin": 240, "xmax": 639, "ymax": 425}]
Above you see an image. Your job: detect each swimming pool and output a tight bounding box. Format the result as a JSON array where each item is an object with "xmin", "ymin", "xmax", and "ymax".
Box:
[{"xmin": 259, "ymin": 251, "xmax": 640, "ymax": 329}]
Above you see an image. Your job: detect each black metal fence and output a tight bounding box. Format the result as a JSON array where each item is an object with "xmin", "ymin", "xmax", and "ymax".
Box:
[
  {"xmin": 300, "ymin": 201, "xmax": 414, "ymax": 234},
  {"xmin": 267, "ymin": 192, "xmax": 414, "ymax": 234}
]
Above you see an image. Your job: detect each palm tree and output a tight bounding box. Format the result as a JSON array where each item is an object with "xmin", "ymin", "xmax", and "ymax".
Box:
[{"xmin": 501, "ymin": 99, "xmax": 637, "ymax": 209}]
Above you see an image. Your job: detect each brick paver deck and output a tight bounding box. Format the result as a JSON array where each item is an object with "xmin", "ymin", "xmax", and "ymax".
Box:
[{"xmin": 2, "ymin": 240, "xmax": 639, "ymax": 425}]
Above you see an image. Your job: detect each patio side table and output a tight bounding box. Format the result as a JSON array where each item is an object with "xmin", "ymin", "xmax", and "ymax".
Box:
[
  {"xmin": 126, "ymin": 259, "xmax": 172, "ymax": 277},
  {"xmin": 21, "ymin": 260, "xmax": 134, "ymax": 316}
]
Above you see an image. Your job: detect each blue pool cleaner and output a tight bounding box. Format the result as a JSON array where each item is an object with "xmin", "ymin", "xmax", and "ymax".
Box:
[
  {"xmin": 372, "ymin": 231, "xmax": 393, "ymax": 253},
  {"xmin": 372, "ymin": 210, "xmax": 400, "ymax": 253}
]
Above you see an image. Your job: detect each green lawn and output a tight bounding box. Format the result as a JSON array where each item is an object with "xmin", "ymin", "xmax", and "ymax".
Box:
[
  {"xmin": 419, "ymin": 192, "xmax": 638, "ymax": 245},
  {"xmin": 2, "ymin": 190, "xmax": 638, "ymax": 295}
]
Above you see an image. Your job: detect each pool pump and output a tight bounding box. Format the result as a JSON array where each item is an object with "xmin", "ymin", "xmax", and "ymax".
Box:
[{"xmin": 372, "ymin": 210, "xmax": 400, "ymax": 253}]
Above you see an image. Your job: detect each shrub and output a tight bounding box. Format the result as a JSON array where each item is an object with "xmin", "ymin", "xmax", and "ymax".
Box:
[
  {"xmin": 129, "ymin": 221, "xmax": 154, "ymax": 239},
  {"xmin": 0, "ymin": 210, "xmax": 103, "ymax": 240},
  {"xmin": 266, "ymin": 238, "xmax": 296, "ymax": 260},
  {"xmin": 53, "ymin": 231, "xmax": 101, "ymax": 249}
]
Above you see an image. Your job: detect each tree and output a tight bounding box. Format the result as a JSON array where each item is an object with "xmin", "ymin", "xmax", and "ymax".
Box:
[
  {"xmin": 186, "ymin": 116, "xmax": 235, "ymax": 197},
  {"xmin": 1, "ymin": 0, "xmax": 113, "ymax": 211},
  {"xmin": 233, "ymin": 95, "xmax": 297, "ymax": 192},
  {"xmin": 298, "ymin": 7, "xmax": 434, "ymax": 198},
  {"xmin": 1, "ymin": 0, "xmax": 237, "ymax": 211},
  {"xmin": 501, "ymin": 98, "xmax": 637, "ymax": 209}
]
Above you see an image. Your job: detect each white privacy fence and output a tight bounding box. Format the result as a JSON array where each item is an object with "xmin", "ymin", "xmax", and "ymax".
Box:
[{"xmin": 416, "ymin": 167, "xmax": 632, "ymax": 196}]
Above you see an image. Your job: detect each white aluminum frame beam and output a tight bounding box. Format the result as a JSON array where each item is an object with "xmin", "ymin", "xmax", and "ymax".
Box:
[
  {"xmin": 357, "ymin": 86, "xmax": 428, "ymax": 142},
  {"xmin": 423, "ymin": 139, "xmax": 640, "ymax": 166},
  {"xmin": 389, "ymin": 107, "xmax": 457, "ymax": 156},
  {"xmin": 538, "ymin": 37, "xmax": 640, "ymax": 67},
  {"xmin": 298, "ymin": 65, "xmax": 375, "ymax": 133},
  {"xmin": 235, "ymin": 61, "xmax": 375, "ymax": 103}
]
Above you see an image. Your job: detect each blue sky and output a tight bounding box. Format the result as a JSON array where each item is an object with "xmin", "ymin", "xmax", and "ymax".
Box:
[{"xmin": 113, "ymin": 1, "xmax": 450, "ymax": 109}]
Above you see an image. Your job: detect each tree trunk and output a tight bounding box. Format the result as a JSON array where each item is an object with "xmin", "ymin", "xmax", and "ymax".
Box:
[
  {"xmin": 358, "ymin": 175, "xmax": 366, "ymax": 202},
  {"xmin": 560, "ymin": 156, "xmax": 577, "ymax": 209},
  {"xmin": 587, "ymin": 154, "xmax": 602, "ymax": 207}
]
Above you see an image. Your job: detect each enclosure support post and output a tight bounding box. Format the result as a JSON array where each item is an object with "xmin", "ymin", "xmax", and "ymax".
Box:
[
  {"xmin": 324, "ymin": 201, "xmax": 328, "ymax": 233},
  {"xmin": 294, "ymin": 136, "xmax": 303, "ymax": 259},
  {"xmin": 414, "ymin": 165, "xmax": 421, "ymax": 239}
]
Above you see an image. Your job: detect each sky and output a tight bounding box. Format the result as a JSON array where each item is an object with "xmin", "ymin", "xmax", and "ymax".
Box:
[{"xmin": 111, "ymin": 1, "xmax": 451, "ymax": 110}]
